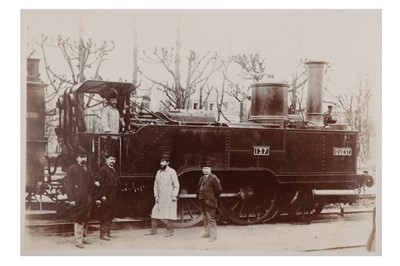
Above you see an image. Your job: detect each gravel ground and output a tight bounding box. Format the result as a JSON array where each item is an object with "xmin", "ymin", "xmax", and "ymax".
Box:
[{"xmin": 23, "ymin": 212, "xmax": 377, "ymax": 256}]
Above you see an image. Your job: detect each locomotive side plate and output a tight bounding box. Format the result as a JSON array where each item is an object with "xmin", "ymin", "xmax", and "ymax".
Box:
[
  {"xmin": 253, "ymin": 146, "xmax": 270, "ymax": 156},
  {"xmin": 333, "ymin": 147, "xmax": 352, "ymax": 156}
]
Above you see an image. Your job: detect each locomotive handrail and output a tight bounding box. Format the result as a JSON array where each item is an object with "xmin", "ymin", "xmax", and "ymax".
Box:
[{"xmin": 131, "ymin": 101, "xmax": 180, "ymax": 125}]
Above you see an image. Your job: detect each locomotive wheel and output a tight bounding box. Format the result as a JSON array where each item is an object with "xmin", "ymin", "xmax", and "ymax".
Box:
[
  {"xmin": 160, "ymin": 195, "xmax": 203, "ymax": 228},
  {"xmin": 287, "ymin": 190, "xmax": 324, "ymax": 221},
  {"xmin": 288, "ymin": 202, "xmax": 324, "ymax": 220},
  {"xmin": 173, "ymin": 194, "xmax": 203, "ymax": 228},
  {"xmin": 218, "ymin": 186, "xmax": 280, "ymax": 225}
]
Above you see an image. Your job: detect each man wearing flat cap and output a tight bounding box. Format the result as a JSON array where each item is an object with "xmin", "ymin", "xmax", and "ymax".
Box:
[
  {"xmin": 95, "ymin": 150, "xmax": 121, "ymax": 241},
  {"xmin": 64, "ymin": 148, "xmax": 98, "ymax": 248},
  {"xmin": 146, "ymin": 154, "xmax": 180, "ymax": 237},
  {"xmin": 197, "ymin": 161, "xmax": 223, "ymax": 242}
]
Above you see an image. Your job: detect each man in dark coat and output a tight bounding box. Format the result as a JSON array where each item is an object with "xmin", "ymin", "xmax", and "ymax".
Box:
[
  {"xmin": 64, "ymin": 149, "xmax": 97, "ymax": 249},
  {"xmin": 323, "ymin": 105, "xmax": 337, "ymax": 125},
  {"xmin": 196, "ymin": 161, "xmax": 223, "ymax": 242},
  {"xmin": 95, "ymin": 150, "xmax": 121, "ymax": 241}
]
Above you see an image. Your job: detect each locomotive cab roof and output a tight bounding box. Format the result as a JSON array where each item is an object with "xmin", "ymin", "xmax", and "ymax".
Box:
[{"xmin": 67, "ymin": 80, "xmax": 135, "ymax": 98}]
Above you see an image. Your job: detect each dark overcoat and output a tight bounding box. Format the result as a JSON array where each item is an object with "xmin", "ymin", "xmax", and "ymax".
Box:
[
  {"xmin": 95, "ymin": 165, "xmax": 121, "ymax": 213},
  {"xmin": 64, "ymin": 163, "xmax": 94, "ymax": 223},
  {"xmin": 197, "ymin": 173, "xmax": 223, "ymax": 208}
]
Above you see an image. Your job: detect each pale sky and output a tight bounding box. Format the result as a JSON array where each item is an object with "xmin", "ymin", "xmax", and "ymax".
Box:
[{"xmin": 22, "ymin": 10, "xmax": 381, "ymax": 113}]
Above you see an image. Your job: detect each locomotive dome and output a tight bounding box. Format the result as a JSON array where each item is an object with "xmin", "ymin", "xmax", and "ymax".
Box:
[{"xmin": 249, "ymin": 78, "xmax": 289, "ymax": 125}]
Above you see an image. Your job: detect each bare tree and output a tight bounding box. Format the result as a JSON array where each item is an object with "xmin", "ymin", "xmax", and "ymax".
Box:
[
  {"xmin": 336, "ymin": 72, "xmax": 374, "ymax": 165},
  {"xmin": 38, "ymin": 35, "xmax": 115, "ymax": 106},
  {"xmin": 288, "ymin": 58, "xmax": 308, "ymax": 115},
  {"xmin": 139, "ymin": 19, "xmax": 222, "ymax": 109},
  {"xmin": 215, "ymin": 59, "xmax": 231, "ymax": 122},
  {"xmin": 231, "ymin": 53, "xmax": 269, "ymax": 82},
  {"xmin": 35, "ymin": 35, "xmax": 115, "ymax": 154},
  {"xmin": 222, "ymin": 52, "xmax": 271, "ymax": 121},
  {"xmin": 26, "ymin": 40, "xmax": 37, "ymax": 59},
  {"xmin": 189, "ymin": 51, "xmax": 222, "ymax": 110}
]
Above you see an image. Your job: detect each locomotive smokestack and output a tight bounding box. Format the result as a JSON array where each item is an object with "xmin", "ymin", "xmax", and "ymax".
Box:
[
  {"xmin": 249, "ymin": 80, "xmax": 289, "ymax": 125},
  {"xmin": 27, "ymin": 58, "xmax": 41, "ymax": 82},
  {"xmin": 305, "ymin": 61, "xmax": 327, "ymax": 125}
]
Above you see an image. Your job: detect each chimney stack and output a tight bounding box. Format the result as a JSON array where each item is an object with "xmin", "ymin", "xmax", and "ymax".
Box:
[
  {"xmin": 27, "ymin": 58, "xmax": 41, "ymax": 82},
  {"xmin": 305, "ymin": 61, "xmax": 327, "ymax": 126}
]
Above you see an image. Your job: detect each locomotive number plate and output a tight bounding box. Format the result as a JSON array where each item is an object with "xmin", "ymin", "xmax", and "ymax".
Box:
[
  {"xmin": 253, "ymin": 146, "xmax": 270, "ymax": 156},
  {"xmin": 333, "ymin": 147, "xmax": 352, "ymax": 156}
]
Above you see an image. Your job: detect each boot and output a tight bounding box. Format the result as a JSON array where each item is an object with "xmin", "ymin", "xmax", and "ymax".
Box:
[
  {"xmin": 165, "ymin": 220, "xmax": 174, "ymax": 237},
  {"xmin": 201, "ymin": 233, "xmax": 210, "ymax": 238},
  {"xmin": 145, "ymin": 219, "xmax": 158, "ymax": 235},
  {"xmin": 107, "ymin": 222, "xmax": 112, "ymax": 238},
  {"xmin": 100, "ymin": 234, "xmax": 111, "ymax": 241}
]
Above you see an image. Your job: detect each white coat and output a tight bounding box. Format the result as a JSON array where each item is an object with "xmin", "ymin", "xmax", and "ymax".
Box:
[
  {"xmin": 151, "ymin": 166, "xmax": 180, "ymax": 220},
  {"xmin": 101, "ymin": 105, "xmax": 120, "ymax": 133}
]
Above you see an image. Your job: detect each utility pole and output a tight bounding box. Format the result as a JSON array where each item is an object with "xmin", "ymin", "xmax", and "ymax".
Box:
[
  {"xmin": 78, "ymin": 13, "xmax": 85, "ymax": 83},
  {"xmin": 174, "ymin": 15, "xmax": 183, "ymax": 108},
  {"xmin": 132, "ymin": 15, "xmax": 139, "ymax": 88}
]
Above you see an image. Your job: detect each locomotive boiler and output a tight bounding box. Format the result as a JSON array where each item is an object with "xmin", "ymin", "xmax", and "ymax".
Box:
[{"xmin": 51, "ymin": 61, "xmax": 374, "ymax": 226}]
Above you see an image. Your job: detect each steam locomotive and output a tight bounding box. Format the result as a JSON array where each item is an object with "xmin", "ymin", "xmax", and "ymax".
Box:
[{"xmin": 26, "ymin": 60, "xmax": 374, "ymax": 226}]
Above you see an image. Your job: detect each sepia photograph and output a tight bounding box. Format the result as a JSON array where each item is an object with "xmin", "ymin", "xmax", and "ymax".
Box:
[{"xmin": 21, "ymin": 8, "xmax": 381, "ymax": 256}]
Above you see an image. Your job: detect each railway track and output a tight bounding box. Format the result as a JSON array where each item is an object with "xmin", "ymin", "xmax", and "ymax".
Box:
[
  {"xmin": 304, "ymin": 245, "xmax": 367, "ymax": 252},
  {"xmin": 26, "ymin": 207, "xmax": 373, "ymax": 236},
  {"xmin": 26, "ymin": 218, "xmax": 150, "ymax": 236}
]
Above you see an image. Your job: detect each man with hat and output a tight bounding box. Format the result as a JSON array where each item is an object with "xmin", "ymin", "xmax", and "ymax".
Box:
[
  {"xmin": 323, "ymin": 105, "xmax": 337, "ymax": 126},
  {"xmin": 146, "ymin": 154, "xmax": 180, "ymax": 237},
  {"xmin": 101, "ymin": 92, "xmax": 125, "ymax": 135},
  {"xmin": 197, "ymin": 160, "xmax": 223, "ymax": 242},
  {"xmin": 95, "ymin": 150, "xmax": 121, "ymax": 241},
  {"xmin": 64, "ymin": 148, "xmax": 97, "ymax": 248}
]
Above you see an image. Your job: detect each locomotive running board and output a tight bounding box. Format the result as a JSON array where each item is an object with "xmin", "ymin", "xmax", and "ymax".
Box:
[
  {"xmin": 178, "ymin": 193, "xmax": 238, "ymax": 199},
  {"xmin": 312, "ymin": 189, "xmax": 359, "ymax": 204}
]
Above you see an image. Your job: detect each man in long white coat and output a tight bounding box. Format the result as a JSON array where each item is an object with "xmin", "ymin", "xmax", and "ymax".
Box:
[{"xmin": 146, "ymin": 154, "xmax": 180, "ymax": 237}]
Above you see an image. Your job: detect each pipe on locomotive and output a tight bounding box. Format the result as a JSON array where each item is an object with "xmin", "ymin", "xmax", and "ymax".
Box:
[{"xmin": 305, "ymin": 61, "xmax": 328, "ymax": 126}]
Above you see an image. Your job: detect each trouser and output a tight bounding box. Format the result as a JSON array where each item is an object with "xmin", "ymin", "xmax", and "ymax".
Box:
[
  {"xmin": 100, "ymin": 221, "xmax": 112, "ymax": 237},
  {"xmin": 99, "ymin": 203, "xmax": 115, "ymax": 237},
  {"xmin": 199, "ymin": 200, "xmax": 217, "ymax": 240},
  {"xmin": 150, "ymin": 219, "xmax": 174, "ymax": 234},
  {"xmin": 74, "ymin": 222, "xmax": 88, "ymax": 245},
  {"xmin": 72, "ymin": 200, "xmax": 91, "ymax": 245}
]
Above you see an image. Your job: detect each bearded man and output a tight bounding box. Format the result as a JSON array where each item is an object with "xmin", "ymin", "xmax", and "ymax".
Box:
[
  {"xmin": 64, "ymin": 148, "xmax": 98, "ymax": 248},
  {"xmin": 146, "ymin": 154, "xmax": 180, "ymax": 237}
]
